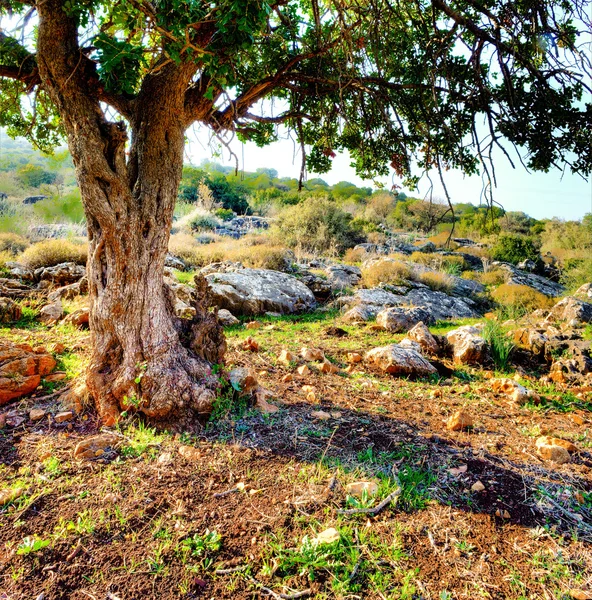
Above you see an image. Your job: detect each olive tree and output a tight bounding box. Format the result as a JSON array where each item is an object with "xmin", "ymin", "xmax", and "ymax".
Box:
[{"xmin": 0, "ymin": 0, "xmax": 590, "ymax": 424}]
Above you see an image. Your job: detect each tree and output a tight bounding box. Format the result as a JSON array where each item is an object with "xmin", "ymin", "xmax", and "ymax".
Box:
[{"xmin": 0, "ymin": 0, "xmax": 590, "ymax": 425}]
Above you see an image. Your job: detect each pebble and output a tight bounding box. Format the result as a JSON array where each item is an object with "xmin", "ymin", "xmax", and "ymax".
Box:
[{"xmin": 54, "ymin": 411, "xmax": 74, "ymax": 423}]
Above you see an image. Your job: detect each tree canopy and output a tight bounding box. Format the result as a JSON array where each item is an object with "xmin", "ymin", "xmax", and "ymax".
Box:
[{"xmin": 1, "ymin": 0, "xmax": 591, "ymax": 190}]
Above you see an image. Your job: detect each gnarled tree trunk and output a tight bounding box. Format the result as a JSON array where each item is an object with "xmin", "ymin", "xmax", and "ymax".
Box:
[{"xmin": 36, "ymin": 0, "xmax": 225, "ymax": 426}]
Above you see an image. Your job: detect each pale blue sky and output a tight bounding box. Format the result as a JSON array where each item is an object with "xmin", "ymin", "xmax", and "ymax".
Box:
[{"xmin": 186, "ymin": 125, "xmax": 592, "ymax": 221}]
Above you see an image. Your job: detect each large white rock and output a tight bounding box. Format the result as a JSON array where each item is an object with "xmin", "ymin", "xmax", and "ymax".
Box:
[
  {"xmin": 206, "ymin": 269, "xmax": 316, "ymax": 315},
  {"xmin": 365, "ymin": 343, "xmax": 437, "ymax": 376}
]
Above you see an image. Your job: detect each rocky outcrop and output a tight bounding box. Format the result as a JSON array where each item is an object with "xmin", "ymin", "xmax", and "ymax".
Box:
[
  {"xmin": 340, "ymin": 286, "xmax": 481, "ymax": 322},
  {"xmin": 365, "ymin": 343, "xmax": 437, "ymax": 376},
  {"xmin": 63, "ymin": 307, "xmax": 90, "ymax": 328},
  {"xmin": 325, "ymin": 265, "xmax": 362, "ymax": 291},
  {"xmin": 376, "ymin": 306, "xmax": 433, "ymax": 332},
  {"xmin": 547, "ymin": 296, "xmax": 592, "ymax": 325},
  {"xmin": 47, "ymin": 277, "xmax": 89, "ymax": 303},
  {"xmin": 206, "ymin": 268, "xmax": 316, "ymax": 315},
  {"xmin": 0, "ymin": 298, "xmax": 22, "ymax": 323},
  {"xmin": 446, "ymin": 325, "xmax": 488, "ymax": 364},
  {"xmin": 35, "ymin": 262, "xmax": 86, "ymax": 287},
  {"xmin": 405, "ymin": 322, "xmax": 439, "ymax": 355},
  {"xmin": 297, "ymin": 271, "xmax": 333, "ymax": 300},
  {"xmin": 0, "ymin": 342, "xmax": 57, "ymax": 405},
  {"xmin": 573, "ymin": 283, "xmax": 592, "ymax": 301},
  {"xmin": 495, "ymin": 263, "xmax": 564, "ymax": 297}
]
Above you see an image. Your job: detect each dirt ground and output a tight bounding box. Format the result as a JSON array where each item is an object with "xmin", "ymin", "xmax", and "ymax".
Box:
[{"xmin": 1, "ymin": 312, "xmax": 591, "ymax": 599}]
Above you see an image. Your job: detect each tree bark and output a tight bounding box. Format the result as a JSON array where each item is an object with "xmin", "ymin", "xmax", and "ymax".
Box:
[{"xmin": 36, "ymin": 0, "xmax": 225, "ymax": 426}]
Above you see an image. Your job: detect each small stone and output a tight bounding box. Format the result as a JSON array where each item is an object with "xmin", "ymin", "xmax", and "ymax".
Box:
[
  {"xmin": 178, "ymin": 445, "xmax": 201, "ymax": 461},
  {"xmin": 567, "ymin": 589, "xmax": 592, "ymax": 600},
  {"xmin": 569, "ymin": 414, "xmax": 585, "ymax": 425},
  {"xmin": 245, "ymin": 321, "xmax": 262, "ymax": 330},
  {"xmin": 347, "ymin": 352, "xmax": 363, "ymax": 363},
  {"xmin": 242, "ymin": 337, "xmax": 259, "ymax": 352},
  {"xmin": 301, "ymin": 347, "xmax": 324, "ymax": 361},
  {"xmin": 331, "ymin": 411, "xmax": 342, "ymax": 419},
  {"xmin": 311, "ymin": 410, "xmax": 331, "ymax": 421},
  {"xmin": 535, "ymin": 436, "xmax": 578, "ymax": 453},
  {"xmin": 73, "ymin": 434, "xmax": 118, "ymax": 459},
  {"xmin": 536, "ymin": 443, "xmax": 570, "ymax": 464},
  {"xmin": 51, "ymin": 343, "xmax": 66, "ymax": 354},
  {"xmin": 495, "ymin": 509, "xmax": 511, "ymax": 519},
  {"xmin": 345, "ymin": 481, "xmax": 379, "ymax": 498},
  {"xmin": 471, "ymin": 481, "xmax": 485, "ymax": 492},
  {"xmin": 446, "ymin": 410, "xmax": 473, "ymax": 431},
  {"xmin": 279, "ymin": 349, "xmax": 296, "ymax": 365},
  {"xmin": 103, "ymin": 493, "xmax": 119, "ymax": 504},
  {"xmin": 281, "ymin": 374, "xmax": 294, "ymax": 383},
  {"xmin": 302, "ymin": 385, "xmax": 316, "ymax": 393},
  {"xmin": 29, "ymin": 408, "xmax": 46, "ymax": 422},
  {"xmin": 0, "ymin": 487, "xmax": 25, "ymax": 506},
  {"xmin": 228, "ymin": 367, "xmax": 258, "ymax": 394},
  {"xmin": 306, "ymin": 391, "xmax": 318, "ymax": 402},
  {"xmin": 314, "ymin": 528, "xmax": 340, "ymax": 544},
  {"xmin": 297, "ymin": 364, "xmax": 310, "ymax": 376},
  {"xmin": 218, "ymin": 309, "xmax": 240, "ymax": 327},
  {"xmin": 54, "ymin": 411, "xmax": 73, "ymax": 423},
  {"xmin": 320, "ymin": 360, "xmax": 339, "ymax": 374},
  {"xmin": 44, "ymin": 372, "xmax": 67, "ymax": 383}
]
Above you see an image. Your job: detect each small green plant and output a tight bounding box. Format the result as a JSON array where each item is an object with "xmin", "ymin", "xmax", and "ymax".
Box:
[
  {"xmin": 181, "ymin": 529, "xmax": 221, "ymax": 558},
  {"xmin": 43, "ymin": 455, "xmax": 63, "ymax": 478},
  {"xmin": 17, "ymin": 536, "xmax": 50, "ymax": 555},
  {"xmin": 482, "ymin": 319, "xmax": 514, "ymax": 371}
]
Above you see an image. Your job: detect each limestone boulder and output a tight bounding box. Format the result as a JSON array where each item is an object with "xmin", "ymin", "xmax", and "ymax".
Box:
[
  {"xmin": 365, "ymin": 343, "xmax": 437, "ymax": 377},
  {"xmin": 0, "ymin": 342, "xmax": 57, "ymax": 405},
  {"xmin": 217, "ymin": 309, "xmax": 240, "ymax": 326},
  {"xmin": 206, "ymin": 269, "xmax": 316, "ymax": 315},
  {"xmin": 446, "ymin": 325, "xmax": 488, "ymax": 365},
  {"xmin": 0, "ymin": 297, "xmax": 22, "ymax": 323},
  {"xmin": 495, "ymin": 262, "xmax": 564, "ymax": 297},
  {"xmin": 325, "ymin": 264, "xmax": 362, "ymax": 291},
  {"xmin": 376, "ymin": 306, "xmax": 434, "ymax": 332},
  {"xmin": 39, "ymin": 300, "xmax": 64, "ymax": 325},
  {"xmin": 47, "ymin": 277, "xmax": 88, "ymax": 303},
  {"xmin": 405, "ymin": 321, "xmax": 439, "ymax": 355},
  {"xmin": 35, "ymin": 262, "xmax": 86, "ymax": 286},
  {"xmin": 547, "ymin": 296, "xmax": 592, "ymax": 325}
]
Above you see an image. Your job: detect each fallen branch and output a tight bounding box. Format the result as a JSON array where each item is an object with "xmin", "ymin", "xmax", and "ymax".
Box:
[
  {"xmin": 215, "ymin": 565, "xmax": 248, "ymax": 575},
  {"xmin": 337, "ymin": 487, "xmax": 401, "ymax": 516},
  {"xmin": 213, "ymin": 487, "xmax": 239, "ymax": 498},
  {"xmin": 250, "ymin": 578, "xmax": 312, "ymax": 600}
]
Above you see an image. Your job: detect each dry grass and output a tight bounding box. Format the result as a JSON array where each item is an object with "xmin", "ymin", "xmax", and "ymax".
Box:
[
  {"xmin": 169, "ymin": 233, "xmax": 292, "ymax": 271},
  {"xmin": 480, "ymin": 268, "xmax": 507, "ymax": 286},
  {"xmin": 19, "ymin": 239, "xmax": 88, "ymax": 269},
  {"xmin": 0, "ymin": 232, "xmax": 29, "ymax": 254},
  {"xmin": 427, "ymin": 230, "xmax": 460, "ymax": 249},
  {"xmin": 362, "ymin": 259, "xmax": 412, "ymax": 287},
  {"xmin": 491, "ymin": 283, "xmax": 555, "ymax": 312},
  {"xmin": 417, "ymin": 270, "xmax": 455, "ymax": 293},
  {"xmin": 343, "ymin": 247, "xmax": 368, "ymax": 264},
  {"xmin": 410, "ymin": 251, "xmax": 467, "ymax": 271},
  {"xmin": 0, "ymin": 249, "xmax": 13, "ymax": 270}
]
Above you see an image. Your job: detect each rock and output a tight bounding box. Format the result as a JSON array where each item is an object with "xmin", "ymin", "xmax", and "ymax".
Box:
[
  {"xmin": 376, "ymin": 306, "xmax": 433, "ymax": 332},
  {"xmin": 63, "ymin": 307, "xmax": 90, "ymax": 328},
  {"xmin": 279, "ymin": 349, "xmax": 296, "ymax": 365},
  {"xmin": 281, "ymin": 374, "xmax": 293, "ymax": 383},
  {"xmin": 0, "ymin": 487, "xmax": 25, "ymax": 506},
  {"xmin": 228, "ymin": 367, "xmax": 258, "ymax": 394},
  {"xmin": 35, "ymin": 262, "xmax": 86, "ymax": 286},
  {"xmin": 342, "ymin": 304, "xmax": 376, "ymax": 323},
  {"xmin": 345, "ymin": 481, "xmax": 379, "ymax": 498},
  {"xmin": 568, "ymin": 590, "xmax": 592, "ymax": 600},
  {"xmin": 29, "ymin": 408, "xmax": 46, "ymax": 421},
  {"xmin": 547, "ymin": 296, "xmax": 592, "ymax": 325},
  {"xmin": 495, "ymin": 262, "xmax": 564, "ymax": 297},
  {"xmin": 311, "ymin": 410, "xmax": 331, "ymax": 420},
  {"xmin": 165, "ymin": 253, "xmax": 187, "ymax": 271},
  {"xmin": 491, "ymin": 378, "xmax": 540, "ymax": 405},
  {"xmin": 536, "ymin": 443, "xmax": 570, "ymax": 464},
  {"xmin": 301, "ymin": 347, "xmax": 324, "ymax": 361},
  {"xmin": 0, "ymin": 297, "xmax": 22, "ymax": 323},
  {"xmin": 47, "ymin": 277, "xmax": 89, "ymax": 302},
  {"xmin": 255, "ymin": 389, "xmax": 279, "ymax": 414},
  {"xmin": 52, "ymin": 343, "xmax": 66, "ymax": 354},
  {"xmin": 320, "ymin": 360, "xmax": 339, "ymax": 374},
  {"xmin": 54, "ymin": 411, "xmax": 74, "ymax": 423},
  {"xmin": 39, "ymin": 300, "xmax": 64, "ymax": 325},
  {"xmin": 298, "ymin": 271, "xmax": 333, "ymax": 300},
  {"xmin": 347, "ymin": 352, "xmax": 363, "ymax": 363},
  {"xmin": 297, "ymin": 364, "xmax": 310, "ymax": 376},
  {"xmin": 573, "ymin": 283, "xmax": 592, "ymax": 302},
  {"xmin": 206, "ymin": 268, "xmax": 316, "ymax": 315},
  {"xmin": 242, "ymin": 337, "xmax": 259, "ymax": 352},
  {"xmin": 326, "ymin": 264, "xmax": 362, "ymax": 291},
  {"xmin": 471, "ymin": 481, "xmax": 485, "ymax": 492},
  {"xmin": 73, "ymin": 434, "xmax": 119, "ymax": 459},
  {"xmin": 405, "ymin": 322, "xmax": 439, "ymax": 355},
  {"xmin": 365, "ymin": 343, "xmax": 437, "ymax": 377},
  {"xmin": 0, "ymin": 342, "xmax": 57, "ymax": 405},
  {"xmin": 245, "ymin": 320, "xmax": 262, "ymax": 329},
  {"xmin": 446, "ymin": 410, "xmax": 473, "ymax": 431},
  {"xmin": 314, "ymin": 528, "xmax": 340, "ymax": 545},
  {"xmin": 446, "ymin": 325, "xmax": 488, "ymax": 365},
  {"xmin": 535, "ymin": 436, "xmax": 578, "ymax": 453},
  {"xmin": 341, "ymin": 286, "xmax": 480, "ymax": 322},
  {"xmin": 178, "ymin": 445, "xmax": 201, "ymax": 461},
  {"xmin": 218, "ymin": 309, "xmax": 239, "ymax": 326},
  {"xmin": 174, "ymin": 298, "xmax": 196, "ymax": 319}
]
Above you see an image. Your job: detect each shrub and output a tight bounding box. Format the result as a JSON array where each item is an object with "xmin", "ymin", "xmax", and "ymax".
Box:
[
  {"xmin": 0, "ymin": 250, "xmax": 12, "ymax": 271},
  {"xmin": 428, "ymin": 230, "xmax": 459, "ymax": 249},
  {"xmin": 32, "ymin": 191, "xmax": 86, "ymax": 223},
  {"xmin": 561, "ymin": 258, "xmax": 592, "ymax": 292},
  {"xmin": 490, "ymin": 283, "xmax": 554, "ymax": 318},
  {"xmin": 214, "ymin": 208, "xmax": 235, "ymax": 221},
  {"xmin": 417, "ymin": 271, "xmax": 454, "ymax": 293},
  {"xmin": 362, "ymin": 260, "xmax": 411, "ymax": 287},
  {"xmin": 276, "ymin": 198, "xmax": 365, "ymax": 254},
  {"xmin": 19, "ymin": 239, "xmax": 88, "ymax": 269},
  {"xmin": 479, "ymin": 268, "xmax": 507, "ymax": 286},
  {"xmin": 482, "ymin": 319, "xmax": 514, "ymax": 372},
  {"xmin": 410, "ymin": 252, "xmax": 467, "ymax": 273},
  {"xmin": 343, "ymin": 247, "xmax": 367, "ymax": 264},
  {"xmin": 0, "ymin": 232, "xmax": 29, "ymax": 254},
  {"xmin": 189, "ymin": 213, "xmax": 220, "ymax": 232},
  {"xmin": 490, "ymin": 234, "xmax": 540, "ymax": 265}
]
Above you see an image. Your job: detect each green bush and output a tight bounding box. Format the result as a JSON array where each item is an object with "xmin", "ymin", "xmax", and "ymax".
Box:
[
  {"xmin": 214, "ymin": 208, "xmax": 235, "ymax": 221},
  {"xmin": 32, "ymin": 190, "xmax": 85, "ymax": 223},
  {"xmin": 561, "ymin": 258, "xmax": 592, "ymax": 291},
  {"xmin": 490, "ymin": 234, "xmax": 540, "ymax": 265},
  {"xmin": 19, "ymin": 239, "xmax": 88, "ymax": 269},
  {"xmin": 276, "ymin": 198, "xmax": 365, "ymax": 254},
  {"xmin": 482, "ymin": 319, "xmax": 514, "ymax": 371},
  {"xmin": 189, "ymin": 213, "xmax": 220, "ymax": 231}
]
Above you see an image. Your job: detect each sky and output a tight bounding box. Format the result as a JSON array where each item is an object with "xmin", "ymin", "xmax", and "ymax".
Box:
[{"xmin": 186, "ymin": 124, "xmax": 592, "ymax": 221}]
